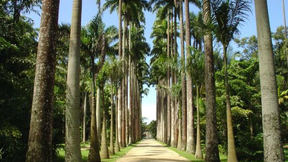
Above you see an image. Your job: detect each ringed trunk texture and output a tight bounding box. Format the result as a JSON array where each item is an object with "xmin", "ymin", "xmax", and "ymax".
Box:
[
  {"xmin": 117, "ymin": 0, "xmax": 123, "ymax": 148},
  {"xmin": 83, "ymin": 92, "xmax": 87, "ymax": 143},
  {"xmin": 223, "ymin": 47, "xmax": 238, "ymax": 162},
  {"xmin": 282, "ymin": 0, "xmax": 288, "ymax": 43},
  {"xmin": 203, "ymin": 0, "xmax": 220, "ymax": 161},
  {"xmin": 167, "ymin": 12, "xmax": 171, "ymax": 145},
  {"xmin": 87, "ymin": 96, "xmax": 101, "ymax": 162},
  {"xmin": 65, "ymin": 0, "xmax": 82, "ymax": 161},
  {"xmin": 115, "ymin": 95, "xmax": 120, "ymax": 152},
  {"xmin": 185, "ymin": 0, "xmax": 195, "ymax": 154},
  {"xmin": 117, "ymin": 87, "xmax": 122, "ymax": 147},
  {"xmin": 254, "ymin": 1, "xmax": 285, "ymax": 162},
  {"xmin": 25, "ymin": 0, "xmax": 60, "ymax": 161},
  {"xmin": 195, "ymin": 85, "xmax": 203, "ymax": 159},
  {"xmin": 100, "ymin": 95, "xmax": 109, "ymax": 159},
  {"xmin": 96, "ymin": 88, "xmax": 101, "ymax": 143},
  {"xmin": 121, "ymin": 19, "xmax": 127, "ymax": 148},
  {"xmin": 110, "ymin": 87, "xmax": 115, "ymax": 155},
  {"xmin": 179, "ymin": 0, "xmax": 187, "ymax": 151},
  {"xmin": 170, "ymin": 9, "xmax": 176, "ymax": 147},
  {"xmin": 173, "ymin": 7, "xmax": 178, "ymax": 148},
  {"xmin": 128, "ymin": 24, "xmax": 132, "ymax": 145}
]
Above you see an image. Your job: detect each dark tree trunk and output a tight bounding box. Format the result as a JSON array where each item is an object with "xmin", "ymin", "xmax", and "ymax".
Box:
[
  {"xmin": 202, "ymin": 0, "xmax": 220, "ymax": 161},
  {"xmin": 25, "ymin": 0, "xmax": 60, "ymax": 161}
]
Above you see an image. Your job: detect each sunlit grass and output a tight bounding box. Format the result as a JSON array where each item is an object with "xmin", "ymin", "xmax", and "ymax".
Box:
[
  {"xmin": 159, "ymin": 141, "xmax": 288, "ymax": 162},
  {"xmin": 157, "ymin": 141, "xmax": 227, "ymax": 162},
  {"xmin": 54, "ymin": 142, "xmax": 138, "ymax": 162}
]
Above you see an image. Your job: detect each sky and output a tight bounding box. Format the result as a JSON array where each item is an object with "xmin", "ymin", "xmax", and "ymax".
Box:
[{"xmin": 27, "ymin": 0, "xmax": 288, "ymax": 124}]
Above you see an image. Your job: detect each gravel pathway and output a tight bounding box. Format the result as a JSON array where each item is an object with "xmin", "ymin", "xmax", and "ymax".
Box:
[{"xmin": 116, "ymin": 139, "xmax": 190, "ymax": 162}]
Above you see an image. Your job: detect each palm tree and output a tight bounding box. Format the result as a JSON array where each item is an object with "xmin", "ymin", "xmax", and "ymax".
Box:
[
  {"xmin": 130, "ymin": 25, "xmax": 150, "ymax": 141},
  {"xmin": 107, "ymin": 58, "xmax": 123, "ymax": 154},
  {"xmin": 185, "ymin": 0, "xmax": 201, "ymax": 154},
  {"xmin": 282, "ymin": 0, "xmax": 287, "ymax": 39},
  {"xmin": 65, "ymin": 0, "xmax": 82, "ymax": 161},
  {"xmin": 211, "ymin": 1, "xmax": 250, "ymax": 161},
  {"xmin": 25, "ymin": 0, "xmax": 60, "ymax": 161},
  {"xmin": 188, "ymin": 48, "xmax": 204, "ymax": 159},
  {"xmin": 103, "ymin": 0, "xmax": 150, "ymax": 147},
  {"xmin": 282, "ymin": 0, "xmax": 288, "ymax": 67},
  {"xmin": 97, "ymin": 65, "xmax": 109, "ymax": 159},
  {"xmin": 85, "ymin": 13, "xmax": 118, "ymax": 162},
  {"xmin": 118, "ymin": 0, "xmax": 123, "ymax": 148},
  {"xmin": 202, "ymin": 0, "xmax": 220, "ymax": 161},
  {"xmin": 178, "ymin": 0, "xmax": 186, "ymax": 151},
  {"xmin": 254, "ymin": 1, "xmax": 285, "ymax": 161},
  {"xmin": 150, "ymin": 0, "xmax": 178, "ymax": 146},
  {"xmin": 150, "ymin": 12, "xmax": 169, "ymax": 143}
]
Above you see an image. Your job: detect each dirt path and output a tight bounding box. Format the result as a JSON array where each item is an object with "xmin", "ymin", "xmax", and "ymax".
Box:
[{"xmin": 116, "ymin": 139, "xmax": 190, "ymax": 162}]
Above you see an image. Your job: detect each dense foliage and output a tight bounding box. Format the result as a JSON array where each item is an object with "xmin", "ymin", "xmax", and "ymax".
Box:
[{"xmin": 0, "ymin": 0, "xmax": 287, "ymax": 162}]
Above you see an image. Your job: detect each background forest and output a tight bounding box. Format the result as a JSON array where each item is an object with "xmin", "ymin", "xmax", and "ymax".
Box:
[{"xmin": 0, "ymin": 0, "xmax": 287, "ymax": 162}]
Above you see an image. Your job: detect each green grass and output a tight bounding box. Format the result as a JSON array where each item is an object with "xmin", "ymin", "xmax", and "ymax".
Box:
[
  {"xmin": 167, "ymin": 146, "xmax": 227, "ymax": 162},
  {"xmin": 157, "ymin": 141, "xmax": 227, "ymax": 162},
  {"xmin": 159, "ymin": 141, "xmax": 288, "ymax": 162},
  {"xmin": 55, "ymin": 141, "xmax": 288, "ymax": 162},
  {"xmin": 54, "ymin": 142, "xmax": 138, "ymax": 162}
]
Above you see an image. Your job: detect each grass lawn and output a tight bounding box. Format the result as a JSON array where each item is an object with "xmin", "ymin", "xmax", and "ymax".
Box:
[
  {"xmin": 159, "ymin": 141, "xmax": 288, "ymax": 162},
  {"xmin": 54, "ymin": 142, "xmax": 138, "ymax": 162}
]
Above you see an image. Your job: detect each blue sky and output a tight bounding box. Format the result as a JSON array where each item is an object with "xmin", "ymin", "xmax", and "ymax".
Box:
[{"xmin": 27, "ymin": 0, "xmax": 287, "ymax": 123}]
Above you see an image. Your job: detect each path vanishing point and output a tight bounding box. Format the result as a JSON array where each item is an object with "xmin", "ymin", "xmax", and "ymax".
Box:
[{"xmin": 116, "ymin": 139, "xmax": 190, "ymax": 162}]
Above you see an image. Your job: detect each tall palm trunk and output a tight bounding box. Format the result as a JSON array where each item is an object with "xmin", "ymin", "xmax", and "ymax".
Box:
[
  {"xmin": 130, "ymin": 61, "xmax": 135, "ymax": 143},
  {"xmin": 282, "ymin": 0, "xmax": 288, "ymax": 70},
  {"xmin": 174, "ymin": 6, "xmax": 179, "ymax": 147},
  {"xmin": 138, "ymin": 82, "xmax": 142, "ymax": 140},
  {"xmin": 254, "ymin": 1, "xmax": 285, "ymax": 161},
  {"xmin": 123, "ymin": 20, "xmax": 128, "ymax": 147},
  {"xmin": 87, "ymin": 60, "xmax": 101, "ymax": 162},
  {"xmin": 133, "ymin": 64, "xmax": 137, "ymax": 142},
  {"xmin": 128, "ymin": 23, "xmax": 133, "ymax": 144},
  {"xmin": 163, "ymin": 80, "xmax": 168, "ymax": 143},
  {"xmin": 120, "ymin": 21, "xmax": 126, "ymax": 148},
  {"xmin": 156, "ymin": 85, "xmax": 160, "ymax": 140},
  {"xmin": 117, "ymin": 0, "xmax": 123, "ymax": 148},
  {"xmin": 223, "ymin": 47, "xmax": 238, "ymax": 162},
  {"xmin": 135, "ymin": 80, "xmax": 139, "ymax": 141},
  {"xmin": 170, "ymin": 9, "xmax": 176, "ymax": 147},
  {"xmin": 179, "ymin": 0, "xmax": 187, "ymax": 151},
  {"xmin": 117, "ymin": 87, "xmax": 122, "ymax": 147},
  {"xmin": 283, "ymin": 0, "xmax": 287, "ymax": 38},
  {"xmin": 65, "ymin": 0, "xmax": 82, "ymax": 161},
  {"xmin": 25, "ymin": 0, "xmax": 60, "ymax": 161},
  {"xmin": 167, "ymin": 11, "xmax": 171, "ymax": 145},
  {"xmin": 195, "ymin": 85, "xmax": 203, "ymax": 159},
  {"xmin": 115, "ymin": 95, "xmax": 120, "ymax": 152},
  {"xmin": 110, "ymin": 84, "xmax": 115, "ymax": 155},
  {"xmin": 100, "ymin": 91, "xmax": 109, "ymax": 159},
  {"xmin": 185, "ymin": 0, "xmax": 195, "ymax": 154},
  {"xmin": 83, "ymin": 92, "xmax": 87, "ymax": 143},
  {"xmin": 202, "ymin": 0, "xmax": 220, "ymax": 161},
  {"xmin": 96, "ymin": 87, "xmax": 101, "ymax": 143}
]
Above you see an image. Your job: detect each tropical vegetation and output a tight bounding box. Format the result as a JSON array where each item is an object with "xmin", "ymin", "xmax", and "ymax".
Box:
[{"xmin": 0, "ymin": 0, "xmax": 287, "ymax": 162}]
